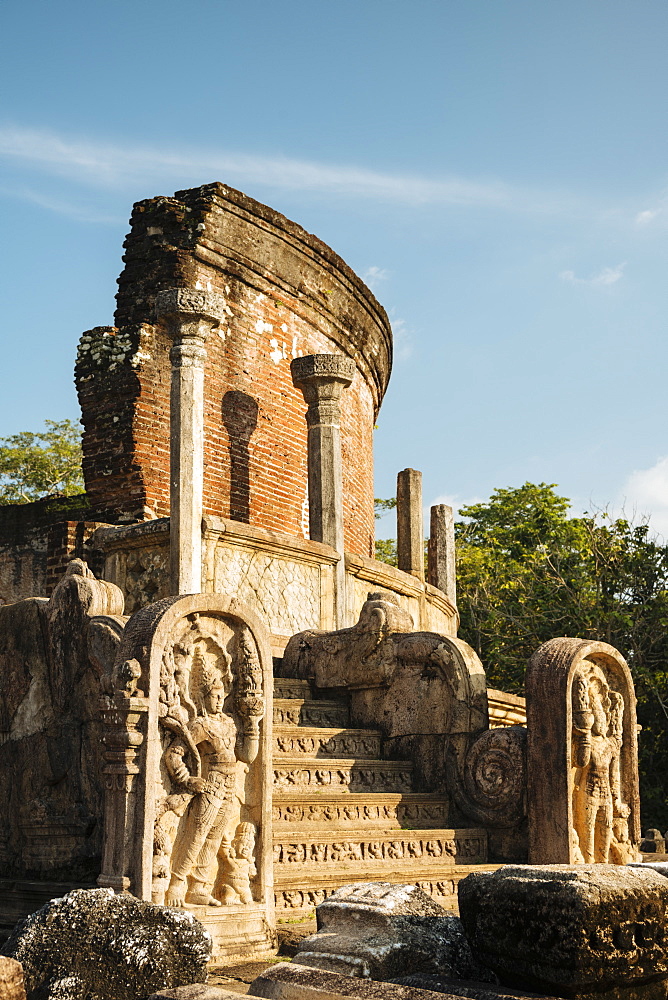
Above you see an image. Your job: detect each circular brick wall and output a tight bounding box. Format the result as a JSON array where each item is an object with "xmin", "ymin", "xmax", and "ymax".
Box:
[{"xmin": 75, "ymin": 183, "xmax": 392, "ymax": 558}]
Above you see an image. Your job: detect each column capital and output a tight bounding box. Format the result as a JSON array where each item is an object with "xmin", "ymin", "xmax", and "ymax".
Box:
[
  {"xmin": 291, "ymin": 354, "xmax": 355, "ymax": 399},
  {"xmin": 155, "ymin": 287, "xmax": 226, "ymax": 335}
]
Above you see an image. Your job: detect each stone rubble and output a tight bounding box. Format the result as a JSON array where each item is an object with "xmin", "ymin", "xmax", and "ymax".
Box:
[
  {"xmin": 1, "ymin": 888, "xmax": 211, "ymax": 1000},
  {"xmin": 293, "ymin": 882, "xmax": 496, "ymax": 983}
]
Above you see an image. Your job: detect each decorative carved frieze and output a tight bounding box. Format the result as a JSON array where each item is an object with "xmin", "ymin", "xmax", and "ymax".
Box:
[
  {"xmin": 273, "ymin": 729, "xmax": 381, "ymax": 759},
  {"xmin": 272, "ymin": 831, "xmax": 486, "ymax": 866},
  {"xmin": 273, "ymin": 699, "xmax": 348, "ymax": 728},
  {"xmin": 272, "ymin": 761, "xmax": 413, "ymax": 793},
  {"xmin": 271, "ymin": 794, "xmax": 450, "ymax": 829},
  {"xmin": 274, "ymin": 866, "xmax": 486, "ymax": 914},
  {"xmin": 272, "ymin": 679, "xmax": 311, "ymax": 700}
]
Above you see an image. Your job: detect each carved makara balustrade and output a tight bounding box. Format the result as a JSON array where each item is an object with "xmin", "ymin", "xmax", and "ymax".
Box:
[{"xmin": 281, "ymin": 592, "xmax": 528, "ymax": 863}]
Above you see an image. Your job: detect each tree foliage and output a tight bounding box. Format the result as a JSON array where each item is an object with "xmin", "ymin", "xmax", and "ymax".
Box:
[
  {"xmin": 375, "ymin": 497, "xmax": 398, "ymax": 565},
  {"xmin": 456, "ymin": 482, "xmax": 668, "ymax": 829},
  {"xmin": 0, "ymin": 419, "xmax": 85, "ymax": 504},
  {"xmin": 374, "ymin": 482, "xmax": 668, "ymax": 828}
]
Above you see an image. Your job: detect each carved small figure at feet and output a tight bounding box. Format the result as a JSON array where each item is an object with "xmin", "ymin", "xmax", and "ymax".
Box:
[{"xmin": 215, "ymin": 822, "xmax": 257, "ymax": 905}]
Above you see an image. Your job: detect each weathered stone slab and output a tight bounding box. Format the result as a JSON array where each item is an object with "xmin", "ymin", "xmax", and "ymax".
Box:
[
  {"xmin": 1, "ymin": 887, "xmax": 210, "ymax": 1000},
  {"xmin": 149, "ymin": 988, "xmax": 252, "ymax": 1000},
  {"xmin": 628, "ymin": 861, "xmax": 668, "ymax": 877},
  {"xmin": 294, "ymin": 882, "xmax": 491, "ymax": 983},
  {"xmin": 392, "ymin": 974, "xmax": 550, "ymax": 1000},
  {"xmin": 458, "ymin": 865, "xmax": 668, "ymax": 997},
  {"xmin": 250, "ymin": 963, "xmax": 501, "ymax": 999}
]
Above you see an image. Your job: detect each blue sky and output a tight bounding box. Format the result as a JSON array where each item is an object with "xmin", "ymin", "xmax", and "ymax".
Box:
[{"xmin": 2, "ymin": 0, "xmax": 668, "ymax": 535}]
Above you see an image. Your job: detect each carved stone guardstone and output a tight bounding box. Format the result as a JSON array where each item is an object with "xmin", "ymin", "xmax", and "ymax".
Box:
[
  {"xmin": 526, "ymin": 637, "xmax": 641, "ymax": 865},
  {"xmin": 98, "ymin": 594, "xmax": 275, "ymax": 961}
]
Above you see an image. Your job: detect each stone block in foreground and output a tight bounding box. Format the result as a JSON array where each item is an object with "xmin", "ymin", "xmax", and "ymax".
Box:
[
  {"xmin": 249, "ymin": 963, "xmax": 550, "ymax": 1000},
  {"xmin": 1, "ymin": 888, "xmax": 210, "ymax": 1000},
  {"xmin": 458, "ymin": 865, "xmax": 668, "ymax": 998},
  {"xmin": 294, "ymin": 881, "xmax": 492, "ymax": 982}
]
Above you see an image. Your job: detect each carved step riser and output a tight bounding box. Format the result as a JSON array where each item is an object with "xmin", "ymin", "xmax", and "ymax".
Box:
[
  {"xmin": 272, "ymin": 795, "xmax": 450, "ymax": 830},
  {"xmin": 273, "ymin": 830, "xmax": 487, "ymax": 868},
  {"xmin": 273, "ymin": 731, "xmax": 382, "ymax": 759},
  {"xmin": 273, "ymin": 679, "xmax": 312, "ymax": 700},
  {"xmin": 273, "ymin": 762, "xmax": 413, "ymax": 794},
  {"xmin": 275, "ymin": 865, "xmax": 502, "ymax": 920},
  {"xmin": 273, "ymin": 700, "xmax": 349, "ymax": 728}
]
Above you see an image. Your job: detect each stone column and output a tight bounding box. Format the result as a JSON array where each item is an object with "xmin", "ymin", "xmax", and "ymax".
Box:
[
  {"xmin": 155, "ymin": 289, "xmax": 223, "ymax": 595},
  {"xmin": 97, "ymin": 693, "xmax": 148, "ymax": 896},
  {"xmin": 428, "ymin": 503, "xmax": 457, "ymax": 604},
  {"xmin": 396, "ymin": 468, "xmax": 424, "ymax": 581},
  {"xmin": 291, "ymin": 354, "xmax": 355, "ymax": 627}
]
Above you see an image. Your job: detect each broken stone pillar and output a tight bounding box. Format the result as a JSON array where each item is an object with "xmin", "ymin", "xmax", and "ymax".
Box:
[
  {"xmin": 428, "ymin": 503, "xmax": 456, "ymax": 604},
  {"xmin": 396, "ymin": 469, "xmax": 424, "ymax": 581},
  {"xmin": 291, "ymin": 354, "xmax": 355, "ymax": 627},
  {"xmin": 155, "ymin": 289, "xmax": 224, "ymax": 595}
]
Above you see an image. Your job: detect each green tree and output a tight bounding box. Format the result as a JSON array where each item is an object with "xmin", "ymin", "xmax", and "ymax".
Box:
[
  {"xmin": 456, "ymin": 482, "xmax": 668, "ymax": 829},
  {"xmin": 0, "ymin": 419, "xmax": 85, "ymax": 504},
  {"xmin": 375, "ymin": 497, "xmax": 398, "ymax": 565}
]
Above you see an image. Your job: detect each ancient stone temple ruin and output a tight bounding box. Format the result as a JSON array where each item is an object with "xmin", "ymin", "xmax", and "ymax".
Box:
[{"xmin": 0, "ymin": 182, "xmax": 644, "ymax": 957}]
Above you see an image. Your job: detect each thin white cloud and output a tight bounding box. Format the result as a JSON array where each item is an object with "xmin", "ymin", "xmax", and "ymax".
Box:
[
  {"xmin": 362, "ymin": 265, "xmax": 389, "ymax": 291},
  {"xmin": 559, "ymin": 263, "xmax": 626, "ymax": 287},
  {"xmin": 0, "ymin": 183, "xmax": 122, "ymax": 224},
  {"xmin": 619, "ymin": 456, "xmax": 668, "ymax": 538},
  {"xmin": 389, "ymin": 315, "xmax": 413, "ymax": 361},
  {"xmin": 0, "ymin": 124, "xmax": 572, "ymax": 212},
  {"xmin": 430, "ymin": 493, "xmax": 483, "ymax": 518},
  {"xmin": 636, "ymin": 209, "xmax": 659, "ymax": 225}
]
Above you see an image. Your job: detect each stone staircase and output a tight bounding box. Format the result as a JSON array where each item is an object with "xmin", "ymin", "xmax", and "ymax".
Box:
[{"xmin": 272, "ymin": 677, "xmax": 494, "ymax": 921}]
